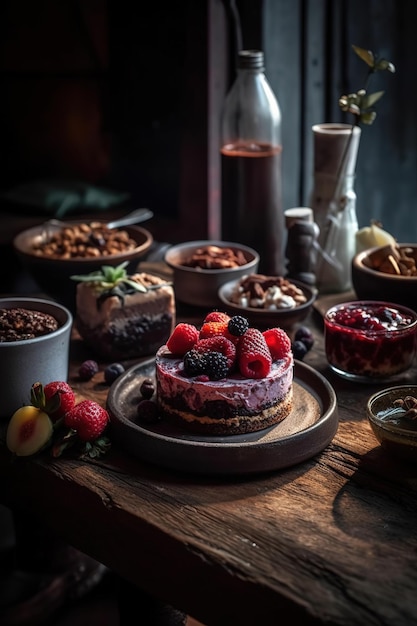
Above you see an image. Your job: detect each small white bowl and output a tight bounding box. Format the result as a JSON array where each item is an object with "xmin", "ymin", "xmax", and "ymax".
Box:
[
  {"xmin": 0, "ymin": 297, "xmax": 73, "ymax": 419},
  {"xmin": 164, "ymin": 240, "xmax": 259, "ymax": 308}
]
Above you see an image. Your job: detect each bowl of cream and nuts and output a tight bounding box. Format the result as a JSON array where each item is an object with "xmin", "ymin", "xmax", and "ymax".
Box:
[{"xmin": 217, "ymin": 273, "xmax": 317, "ymax": 330}]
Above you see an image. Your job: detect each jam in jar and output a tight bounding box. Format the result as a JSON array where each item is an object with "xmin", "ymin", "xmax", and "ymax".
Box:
[{"xmin": 324, "ymin": 301, "xmax": 417, "ymax": 381}]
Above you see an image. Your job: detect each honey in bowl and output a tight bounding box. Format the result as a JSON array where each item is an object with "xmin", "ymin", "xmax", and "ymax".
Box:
[{"xmin": 324, "ymin": 300, "xmax": 417, "ymax": 382}]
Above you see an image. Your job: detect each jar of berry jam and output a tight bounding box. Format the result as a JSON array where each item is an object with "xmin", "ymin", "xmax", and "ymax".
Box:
[{"xmin": 324, "ymin": 300, "xmax": 417, "ymax": 381}]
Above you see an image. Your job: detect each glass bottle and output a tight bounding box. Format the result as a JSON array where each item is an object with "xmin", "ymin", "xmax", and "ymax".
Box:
[{"xmin": 220, "ymin": 49, "xmax": 285, "ymax": 275}]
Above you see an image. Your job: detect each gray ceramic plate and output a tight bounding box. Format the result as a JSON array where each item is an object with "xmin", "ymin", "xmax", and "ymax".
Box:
[{"xmin": 107, "ymin": 360, "xmax": 338, "ymax": 476}]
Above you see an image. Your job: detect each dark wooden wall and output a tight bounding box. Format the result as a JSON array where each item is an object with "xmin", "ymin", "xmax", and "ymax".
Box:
[
  {"xmin": 259, "ymin": 0, "xmax": 417, "ymax": 243},
  {"xmin": 1, "ymin": 0, "xmax": 416, "ymax": 245}
]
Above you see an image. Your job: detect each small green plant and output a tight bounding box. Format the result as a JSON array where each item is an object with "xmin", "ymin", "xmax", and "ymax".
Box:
[{"xmin": 338, "ymin": 45, "xmax": 395, "ymax": 126}]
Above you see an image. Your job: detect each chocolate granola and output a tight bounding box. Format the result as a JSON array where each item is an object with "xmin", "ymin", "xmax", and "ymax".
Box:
[{"xmin": 0, "ymin": 308, "xmax": 59, "ymax": 342}]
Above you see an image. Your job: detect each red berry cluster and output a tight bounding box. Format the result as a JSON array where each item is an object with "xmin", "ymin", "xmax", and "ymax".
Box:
[
  {"xmin": 40, "ymin": 381, "xmax": 110, "ymax": 458},
  {"xmin": 166, "ymin": 311, "xmax": 292, "ymax": 380}
]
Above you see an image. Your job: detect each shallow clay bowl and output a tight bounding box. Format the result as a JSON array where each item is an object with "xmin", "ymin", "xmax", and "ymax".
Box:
[
  {"xmin": 218, "ymin": 277, "xmax": 317, "ymax": 330},
  {"xmin": 367, "ymin": 385, "xmax": 417, "ymax": 464},
  {"xmin": 352, "ymin": 243, "xmax": 417, "ymax": 311},
  {"xmin": 13, "ymin": 222, "xmax": 153, "ymax": 311},
  {"xmin": 164, "ymin": 240, "xmax": 259, "ymax": 308}
]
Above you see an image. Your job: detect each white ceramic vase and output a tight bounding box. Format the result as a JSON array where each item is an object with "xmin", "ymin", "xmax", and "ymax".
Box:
[{"xmin": 310, "ymin": 123, "xmax": 361, "ymax": 293}]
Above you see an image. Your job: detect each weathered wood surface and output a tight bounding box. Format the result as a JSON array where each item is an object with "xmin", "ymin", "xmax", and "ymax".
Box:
[{"xmin": 1, "ymin": 310, "xmax": 417, "ymax": 626}]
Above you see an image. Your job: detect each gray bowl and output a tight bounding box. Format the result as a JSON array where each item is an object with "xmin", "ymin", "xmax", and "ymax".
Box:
[
  {"xmin": 164, "ymin": 240, "xmax": 260, "ymax": 308},
  {"xmin": 0, "ymin": 297, "xmax": 73, "ymax": 419}
]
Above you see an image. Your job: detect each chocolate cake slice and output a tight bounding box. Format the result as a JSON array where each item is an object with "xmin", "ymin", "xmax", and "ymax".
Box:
[{"xmin": 73, "ymin": 265, "xmax": 176, "ymax": 361}]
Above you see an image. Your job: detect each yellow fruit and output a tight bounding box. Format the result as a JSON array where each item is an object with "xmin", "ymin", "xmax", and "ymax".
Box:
[
  {"xmin": 356, "ymin": 222, "xmax": 396, "ymax": 252},
  {"xmin": 6, "ymin": 405, "xmax": 53, "ymax": 457}
]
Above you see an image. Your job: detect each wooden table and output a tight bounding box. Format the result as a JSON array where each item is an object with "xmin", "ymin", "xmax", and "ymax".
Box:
[{"xmin": 1, "ymin": 304, "xmax": 417, "ymax": 626}]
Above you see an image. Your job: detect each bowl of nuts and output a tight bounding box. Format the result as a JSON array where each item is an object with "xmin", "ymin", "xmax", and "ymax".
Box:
[
  {"xmin": 218, "ymin": 274, "xmax": 317, "ymax": 330},
  {"xmin": 164, "ymin": 240, "xmax": 259, "ymax": 308},
  {"xmin": 13, "ymin": 220, "xmax": 153, "ymax": 310},
  {"xmin": 367, "ymin": 385, "xmax": 417, "ymax": 464},
  {"xmin": 352, "ymin": 243, "xmax": 417, "ymax": 311}
]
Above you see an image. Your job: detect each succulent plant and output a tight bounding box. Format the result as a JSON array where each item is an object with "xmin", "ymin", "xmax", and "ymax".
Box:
[{"xmin": 71, "ymin": 262, "xmax": 172, "ymax": 306}]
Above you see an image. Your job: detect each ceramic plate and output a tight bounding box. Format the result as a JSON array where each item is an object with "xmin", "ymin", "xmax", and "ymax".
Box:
[{"xmin": 107, "ymin": 360, "xmax": 338, "ymax": 476}]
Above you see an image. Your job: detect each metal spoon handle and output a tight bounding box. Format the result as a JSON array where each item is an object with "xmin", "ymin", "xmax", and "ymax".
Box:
[
  {"xmin": 45, "ymin": 208, "xmax": 154, "ymax": 230},
  {"xmin": 106, "ymin": 208, "xmax": 154, "ymax": 229}
]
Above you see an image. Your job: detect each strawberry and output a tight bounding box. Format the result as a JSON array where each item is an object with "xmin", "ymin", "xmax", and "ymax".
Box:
[
  {"xmin": 237, "ymin": 328, "xmax": 272, "ymax": 379},
  {"xmin": 64, "ymin": 400, "xmax": 109, "ymax": 442},
  {"xmin": 194, "ymin": 336, "xmax": 236, "ymax": 370},
  {"xmin": 263, "ymin": 327, "xmax": 292, "ymax": 360},
  {"xmin": 43, "ymin": 381, "xmax": 76, "ymax": 421},
  {"xmin": 166, "ymin": 323, "xmax": 199, "ymax": 356},
  {"xmin": 203, "ymin": 311, "xmax": 230, "ymax": 324}
]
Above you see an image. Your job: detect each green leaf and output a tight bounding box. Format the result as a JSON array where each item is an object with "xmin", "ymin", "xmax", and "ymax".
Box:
[
  {"xmin": 352, "ymin": 45, "xmax": 375, "ymax": 68},
  {"xmin": 359, "ymin": 111, "xmax": 377, "ymax": 125},
  {"xmin": 361, "ymin": 90, "xmax": 385, "ymax": 109}
]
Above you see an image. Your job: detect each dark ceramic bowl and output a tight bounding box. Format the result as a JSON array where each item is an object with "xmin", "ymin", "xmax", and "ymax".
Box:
[
  {"xmin": 367, "ymin": 385, "xmax": 417, "ymax": 464},
  {"xmin": 13, "ymin": 222, "xmax": 153, "ymax": 311},
  {"xmin": 352, "ymin": 244, "xmax": 417, "ymax": 311},
  {"xmin": 0, "ymin": 297, "xmax": 73, "ymax": 419},
  {"xmin": 218, "ymin": 277, "xmax": 317, "ymax": 330},
  {"xmin": 164, "ymin": 240, "xmax": 259, "ymax": 308}
]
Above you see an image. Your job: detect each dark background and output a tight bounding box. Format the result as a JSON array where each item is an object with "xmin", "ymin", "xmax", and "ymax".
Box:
[{"xmin": 1, "ymin": 0, "xmax": 416, "ymax": 243}]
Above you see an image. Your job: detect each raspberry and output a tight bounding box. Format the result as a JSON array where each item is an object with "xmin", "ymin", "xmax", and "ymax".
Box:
[
  {"xmin": 194, "ymin": 336, "xmax": 236, "ymax": 370},
  {"xmin": 43, "ymin": 381, "xmax": 76, "ymax": 421},
  {"xmin": 78, "ymin": 360, "xmax": 99, "ymax": 381},
  {"xmin": 199, "ymin": 321, "xmax": 230, "ymax": 340},
  {"xmin": 104, "ymin": 363, "xmax": 125, "ymax": 385},
  {"xmin": 203, "ymin": 311, "xmax": 230, "ymax": 324},
  {"xmin": 237, "ymin": 328, "xmax": 272, "ymax": 379},
  {"xmin": 64, "ymin": 400, "xmax": 109, "ymax": 441},
  {"xmin": 227, "ymin": 315, "xmax": 249, "ymax": 337},
  {"xmin": 166, "ymin": 323, "xmax": 199, "ymax": 355},
  {"xmin": 263, "ymin": 327, "xmax": 292, "ymax": 360},
  {"xmin": 139, "ymin": 378, "xmax": 155, "ymax": 399}
]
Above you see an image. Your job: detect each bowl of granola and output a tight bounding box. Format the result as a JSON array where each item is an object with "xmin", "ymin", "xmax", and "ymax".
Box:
[
  {"xmin": 352, "ymin": 243, "xmax": 417, "ymax": 311},
  {"xmin": 218, "ymin": 274, "xmax": 317, "ymax": 330},
  {"xmin": 13, "ymin": 220, "xmax": 153, "ymax": 311},
  {"xmin": 164, "ymin": 240, "xmax": 259, "ymax": 308}
]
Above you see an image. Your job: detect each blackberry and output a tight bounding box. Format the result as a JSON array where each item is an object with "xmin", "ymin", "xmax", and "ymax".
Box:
[
  {"xmin": 183, "ymin": 349, "xmax": 206, "ymax": 376},
  {"xmin": 292, "ymin": 340, "xmax": 308, "ymax": 360},
  {"xmin": 203, "ymin": 351, "xmax": 229, "ymax": 380},
  {"xmin": 104, "ymin": 362, "xmax": 125, "ymax": 384},
  {"xmin": 78, "ymin": 359, "xmax": 99, "ymax": 381},
  {"xmin": 228, "ymin": 315, "xmax": 249, "ymax": 337}
]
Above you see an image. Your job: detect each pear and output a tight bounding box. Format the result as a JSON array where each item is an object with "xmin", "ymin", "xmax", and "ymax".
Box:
[
  {"xmin": 6, "ymin": 405, "xmax": 53, "ymax": 456},
  {"xmin": 356, "ymin": 222, "xmax": 396, "ymax": 253}
]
